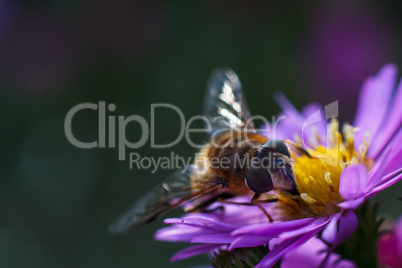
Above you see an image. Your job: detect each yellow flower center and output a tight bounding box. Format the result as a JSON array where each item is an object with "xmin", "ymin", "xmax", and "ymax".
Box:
[{"xmin": 275, "ymin": 120, "xmax": 373, "ymax": 219}]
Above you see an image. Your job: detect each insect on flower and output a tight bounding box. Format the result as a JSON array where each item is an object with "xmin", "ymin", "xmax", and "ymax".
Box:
[{"xmin": 109, "ymin": 69, "xmax": 307, "ymax": 234}]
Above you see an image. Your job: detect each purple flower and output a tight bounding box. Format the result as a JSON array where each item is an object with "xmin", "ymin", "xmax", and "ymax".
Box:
[
  {"xmin": 155, "ymin": 64, "xmax": 402, "ymax": 267},
  {"xmin": 377, "ymin": 216, "xmax": 402, "ymax": 268},
  {"xmin": 301, "ymin": 1, "xmax": 395, "ymax": 119}
]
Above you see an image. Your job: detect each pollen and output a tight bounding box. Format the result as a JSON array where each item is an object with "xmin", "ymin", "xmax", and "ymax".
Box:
[{"xmin": 275, "ymin": 120, "xmax": 372, "ymax": 219}]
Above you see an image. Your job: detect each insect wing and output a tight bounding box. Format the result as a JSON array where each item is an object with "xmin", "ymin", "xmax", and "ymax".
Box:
[
  {"xmin": 109, "ymin": 166, "xmax": 196, "ymax": 234},
  {"xmin": 203, "ymin": 69, "xmax": 256, "ymax": 134}
]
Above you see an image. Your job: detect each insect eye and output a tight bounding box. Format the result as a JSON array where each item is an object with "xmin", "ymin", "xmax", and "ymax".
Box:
[
  {"xmin": 245, "ymin": 164, "xmax": 273, "ymax": 193},
  {"xmin": 262, "ymin": 139, "xmax": 291, "ymax": 158}
]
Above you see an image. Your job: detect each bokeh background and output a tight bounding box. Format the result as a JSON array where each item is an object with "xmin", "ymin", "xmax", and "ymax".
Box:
[{"xmin": 0, "ymin": 0, "xmax": 401, "ymax": 267}]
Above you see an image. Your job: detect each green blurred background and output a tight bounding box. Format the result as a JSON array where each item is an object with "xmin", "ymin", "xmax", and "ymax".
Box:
[{"xmin": 0, "ymin": 0, "xmax": 401, "ymax": 267}]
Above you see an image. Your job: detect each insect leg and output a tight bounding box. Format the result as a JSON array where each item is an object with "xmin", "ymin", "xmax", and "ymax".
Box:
[
  {"xmin": 284, "ymin": 140, "xmax": 312, "ymax": 158},
  {"xmin": 250, "ymin": 193, "xmax": 278, "ymax": 204},
  {"xmin": 250, "ymin": 193, "xmax": 276, "ymax": 222},
  {"xmin": 217, "ymin": 194, "xmax": 276, "ymax": 223},
  {"xmin": 166, "ymin": 184, "xmax": 222, "ymax": 215},
  {"xmin": 185, "ymin": 194, "xmax": 234, "ymax": 213}
]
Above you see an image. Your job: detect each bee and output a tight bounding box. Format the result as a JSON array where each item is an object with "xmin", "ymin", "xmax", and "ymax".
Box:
[{"xmin": 109, "ymin": 69, "xmax": 299, "ymax": 234}]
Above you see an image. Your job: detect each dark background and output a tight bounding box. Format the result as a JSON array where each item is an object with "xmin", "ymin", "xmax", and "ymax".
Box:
[{"xmin": 0, "ymin": 0, "xmax": 401, "ymax": 267}]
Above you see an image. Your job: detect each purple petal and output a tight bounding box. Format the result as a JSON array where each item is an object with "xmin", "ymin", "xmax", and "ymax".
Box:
[
  {"xmin": 366, "ymin": 169, "xmax": 402, "ymax": 198},
  {"xmin": 170, "ymin": 244, "xmax": 219, "ymax": 262},
  {"xmin": 256, "ymin": 231, "xmax": 321, "ymax": 268},
  {"xmin": 271, "ymin": 93, "xmax": 306, "ymax": 141},
  {"xmin": 378, "ymin": 129, "xmax": 402, "ymax": 182},
  {"xmin": 268, "ymin": 237, "xmax": 286, "ymax": 250},
  {"xmin": 275, "ymin": 93, "xmax": 305, "ymax": 128},
  {"xmin": 164, "ymin": 216, "xmax": 238, "ymax": 232},
  {"xmin": 321, "ymin": 213, "xmax": 342, "ymax": 244},
  {"xmin": 369, "ymin": 77, "xmax": 402, "ymax": 159},
  {"xmin": 366, "ymin": 147, "xmax": 392, "ymax": 191},
  {"xmin": 337, "ymin": 196, "xmax": 366, "ymax": 210},
  {"xmin": 256, "ymin": 236, "xmax": 304, "ymax": 268},
  {"xmin": 333, "ymin": 210, "xmax": 358, "ymax": 247},
  {"xmin": 228, "ymin": 235, "xmax": 270, "ymax": 250},
  {"xmin": 264, "ymin": 114, "xmax": 300, "ymax": 141},
  {"xmin": 260, "ymin": 123, "xmax": 273, "ymax": 138},
  {"xmin": 279, "ymin": 217, "xmax": 330, "ymax": 239},
  {"xmin": 339, "ymin": 164, "xmax": 368, "ymax": 200},
  {"xmin": 365, "ymin": 129, "xmax": 402, "ymax": 193},
  {"xmin": 353, "ymin": 64, "xmax": 397, "ymax": 148},
  {"xmin": 301, "ymin": 103, "xmax": 328, "ymax": 148},
  {"xmin": 261, "ymin": 122, "xmax": 292, "ymax": 141},
  {"xmin": 262, "ymin": 95, "xmax": 328, "ymax": 148},
  {"xmin": 281, "ymin": 237, "xmax": 357, "ymax": 268},
  {"xmin": 302, "ymin": 103, "xmax": 325, "ymax": 122},
  {"xmin": 232, "ymin": 218, "xmax": 315, "ymax": 236},
  {"xmin": 190, "ymin": 233, "xmax": 234, "ymax": 244},
  {"xmin": 332, "ymin": 259, "xmax": 358, "ymax": 268},
  {"xmin": 155, "ymin": 225, "xmax": 217, "ymax": 242}
]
